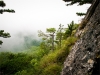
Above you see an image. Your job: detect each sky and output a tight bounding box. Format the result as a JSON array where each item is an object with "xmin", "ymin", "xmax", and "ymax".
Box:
[{"xmin": 0, "ymin": 0, "xmax": 90, "ymax": 51}]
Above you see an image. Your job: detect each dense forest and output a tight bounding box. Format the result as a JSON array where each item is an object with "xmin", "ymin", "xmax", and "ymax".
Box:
[{"xmin": 1, "ymin": 0, "xmax": 100, "ymax": 75}]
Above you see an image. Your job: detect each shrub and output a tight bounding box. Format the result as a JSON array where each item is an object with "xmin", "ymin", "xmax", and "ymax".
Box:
[
  {"xmin": 38, "ymin": 36, "xmax": 78, "ymax": 75},
  {"xmin": 42, "ymin": 63, "xmax": 62, "ymax": 75}
]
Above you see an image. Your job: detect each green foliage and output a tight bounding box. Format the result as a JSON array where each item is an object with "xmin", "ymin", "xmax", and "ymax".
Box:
[
  {"xmin": 0, "ymin": 37, "xmax": 78, "ymax": 75},
  {"xmin": 0, "ymin": 40, "xmax": 3, "ymax": 45},
  {"xmin": 0, "ymin": 30, "xmax": 10, "ymax": 38},
  {"xmin": 66, "ymin": 36, "xmax": 78, "ymax": 45},
  {"xmin": 46, "ymin": 28, "xmax": 56, "ymax": 33},
  {"xmin": 38, "ymin": 30, "xmax": 47, "ymax": 37},
  {"xmin": 0, "ymin": 1, "xmax": 15, "ymax": 45},
  {"xmin": 63, "ymin": 21, "xmax": 79, "ymax": 39},
  {"xmin": 63, "ymin": 0, "xmax": 92, "ymax": 6},
  {"xmin": 0, "ymin": 1, "xmax": 15, "ymax": 14},
  {"xmin": 0, "ymin": 30, "xmax": 11, "ymax": 45},
  {"xmin": 0, "ymin": 52, "xmax": 33, "ymax": 75},
  {"xmin": 40, "ymin": 42, "xmax": 50, "ymax": 52},
  {"xmin": 38, "ymin": 30, "xmax": 50, "ymax": 50},
  {"xmin": 38, "ymin": 28, "xmax": 56, "ymax": 51},
  {"xmin": 31, "ymin": 59, "xmax": 38, "ymax": 67},
  {"xmin": 76, "ymin": 12, "xmax": 86, "ymax": 16},
  {"xmin": 23, "ymin": 36, "xmax": 41, "ymax": 49},
  {"xmin": 0, "ymin": 20, "xmax": 79, "ymax": 75},
  {"xmin": 15, "ymin": 69, "xmax": 35, "ymax": 75},
  {"xmin": 0, "ymin": 9, "xmax": 15, "ymax": 14},
  {"xmin": 38, "ymin": 36, "xmax": 77, "ymax": 75},
  {"xmin": 56, "ymin": 24, "xmax": 64, "ymax": 47},
  {"xmin": 67, "ymin": 21, "xmax": 74, "ymax": 35},
  {"xmin": 42, "ymin": 64, "xmax": 62, "ymax": 75},
  {"xmin": 22, "ymin": 46, "xmax": 40, "ymax": 54},
  {"xmin": 0, "ymin": 1, "xmax": 6, "ymax": 7},
  {"xmin": 15, "ymin": 70, "xmax": 27, "ymax": 75},
  {"xmin": 35, "ymin": 48, "xmax": 48, "ymax": 60},
  {"xmin": 46, "ymin": 28, "xmax": 56, "ymax": 50},
  {"xmin": 63, "ymin": 0, "xmax": 92, "ymax": 16}
]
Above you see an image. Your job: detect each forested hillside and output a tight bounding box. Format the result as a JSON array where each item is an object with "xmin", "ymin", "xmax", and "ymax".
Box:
[
  {"xmin": 1, "ymin": 0, "xmax": 100, "ymax": 75},
  {"xmin": 0, "ymin": 21, "xmax": 79, "ymax": 75}
]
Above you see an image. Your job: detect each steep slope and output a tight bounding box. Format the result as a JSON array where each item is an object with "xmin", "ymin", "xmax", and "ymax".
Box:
[{"xmin": 61, "ymin": 0, "xmax": 100, "ymax": 75}]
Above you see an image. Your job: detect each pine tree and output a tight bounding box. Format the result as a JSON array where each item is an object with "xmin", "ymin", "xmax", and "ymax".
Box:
[
  {"xmin": 63, "ymin": 0, "xmax": 93, "ymax": 6},
  {"xmin": 63, "ymin": 21, "xmax": 75, "ymax": 39},
  {"xmin": 63, "ymin": 0, "xmax": 93, "ymax": 16},
  {"xmin": 0, "ymin": 1, "xmax": 15, "ymax": 45},
  {"xmin": 38, "ymin": 28, "xmax": 56, "ymax": 51},
  {"xmin": 56, "ymin": 24, "xmax": 64, "ymax": 48},
  {"xmin": 0, "ymin": 1, "xmax": 15, "ymax": 14}
]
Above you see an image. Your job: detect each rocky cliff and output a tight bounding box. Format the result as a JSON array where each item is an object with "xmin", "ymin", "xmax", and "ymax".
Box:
[{"xmin": 61, "ymin": 0, "xmax": 100, "ymax": 75}]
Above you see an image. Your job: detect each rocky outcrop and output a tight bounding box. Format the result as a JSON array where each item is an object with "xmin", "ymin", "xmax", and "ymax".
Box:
[{"xmin": 61, "ymin": 0, "xmax": 100, "ymax": 75}]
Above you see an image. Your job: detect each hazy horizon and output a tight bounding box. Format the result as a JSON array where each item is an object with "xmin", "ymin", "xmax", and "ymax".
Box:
[{"xmin": 0, "ymin": 0, "xmax": 90, "ymax": 51}]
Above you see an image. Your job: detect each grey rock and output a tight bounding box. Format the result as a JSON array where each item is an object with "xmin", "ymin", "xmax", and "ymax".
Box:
[{"xmin": 61, "ymin": 0, "xmax": 100, "ymax": 75}]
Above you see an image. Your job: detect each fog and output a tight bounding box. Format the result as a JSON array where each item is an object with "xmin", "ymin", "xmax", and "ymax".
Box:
[
  {"xmin": 0, "ymin": 31, "xmax": 41, "ymax": 52},
  {"xmin": 0, "ymin": 0, "xmax": 90, "ymax": 52}
]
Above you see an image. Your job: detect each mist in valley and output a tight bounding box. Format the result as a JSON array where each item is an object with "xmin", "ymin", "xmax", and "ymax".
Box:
[
  {"xmin": 0, "ymin": 31, "xmax": 41, "ymax": 52},
  {"xmin": 0, "ymin": 0, "xmax": 90, "ymax": 52}
]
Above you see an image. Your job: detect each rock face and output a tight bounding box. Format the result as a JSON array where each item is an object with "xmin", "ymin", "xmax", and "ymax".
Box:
[{"xmin": 61, "ymin": 0, "xmax": 100, "ymax": 75}]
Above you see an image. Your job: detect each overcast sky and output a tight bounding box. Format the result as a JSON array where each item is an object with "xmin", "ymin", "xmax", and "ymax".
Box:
[
  {"xmin": 1, "ymin": 0, "xmax": 90, "ymax": 33},
  {"xmin": 0, "ymin": 0, "xmax": 90, "ymax": 51}
]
